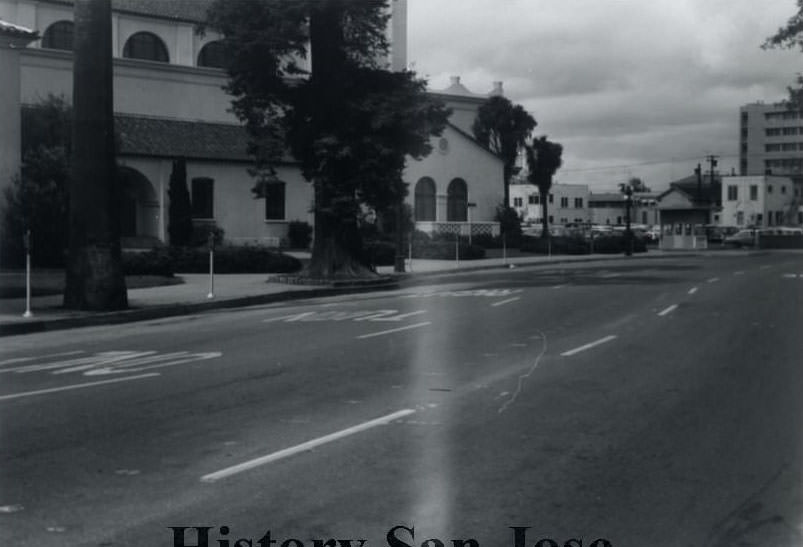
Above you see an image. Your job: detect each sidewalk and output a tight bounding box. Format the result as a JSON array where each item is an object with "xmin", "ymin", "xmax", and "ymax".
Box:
[{"xmin": 0, "ymin": 249, "xmax": 697, "ymax": 336}]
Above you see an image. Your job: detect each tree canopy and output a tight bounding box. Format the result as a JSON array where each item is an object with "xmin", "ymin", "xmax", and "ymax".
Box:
[
  {"xmin": 525, "ymin": 136, "xmax": 563, "ymax": 238},
  {"xmin": 763, "ymin": 0, "xmax": 803, "ymax": 109},
  {"xmin": 204, "ymin": 0, "xmax": 450, "ymax": 278},
  {"xmin": 472, "ymin": 95, "xmax": 537, "ymax": 209}
]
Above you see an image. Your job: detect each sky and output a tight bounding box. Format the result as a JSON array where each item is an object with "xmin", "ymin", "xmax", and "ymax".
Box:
[{"xmin": 407, "ymin": 0, "xmax": 803, "ymax": 192}]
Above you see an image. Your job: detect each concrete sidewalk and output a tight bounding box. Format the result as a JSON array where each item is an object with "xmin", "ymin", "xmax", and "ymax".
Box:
[{"xmin": 0, "ymin": 250, "xmax": 695, "ymax": 336}]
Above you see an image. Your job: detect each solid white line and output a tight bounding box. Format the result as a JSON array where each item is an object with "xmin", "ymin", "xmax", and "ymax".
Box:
[
  {"xmin": 560, "ymin": 335, "xmax": 617, "ymax": 357},
  {"xmin": 201, "ymin": 408, "xmax": 416, "ymax": 482},
  {"xmin": 782, "ymin": 273, "xmax": 798, "ymax": 279},
  {"xmin": 0, "ymin": 373, "xmax": 160, "ymax": 402},
  {"xmin": 0, "ymin": 351, "xmax": 85, "ymax": 368},
  {"xmin": 658, "ymin": 304, "xmax": 679, "ymax": 317},
  {"xmin": 707, "ymin": 277, "xmax": 720, "ymax": 283},
  {"xmin": 552, "ymin": 284, "xmax": 567, "ymax": 290},
  {"xmin": 356, "ymin": 321, "xmax": 431, "ymax": 339},
  {"xmin": 491, "ymin": 297, "xmax": 521, "ymax": 307},
  {"xmin": 688, "ymin": 287, "xmax": 698, "ymax": 295}
]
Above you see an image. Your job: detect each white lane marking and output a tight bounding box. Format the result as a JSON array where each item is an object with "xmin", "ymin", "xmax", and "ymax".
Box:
[
  {"xmin": 552, "ymin": 284, "xmax": 567, "ymax": 290},
  {"xmin": 600, "ymin": 272, "xmax": 621, "ymax": 278},
  {"xmin": 658, "ymin": 304, "xmax": 679, "ymax": 317},
  {"xmin": 734, "ymin": 271, "xmax": 745, "ymax": 276},
  {"xmin": 707, "ymin": 277, "xmax": 720, "ymax": 283},
  {"xmin": 782, "ymin": 273, "xmax": 798, "ymax": 279},
  {"xmin": 201, "ymin": 409, "xmax": 416, "ymax": 482},
  {"xmin": 560, "ymin": 335, "xmax": 617, "ymax": 357},
  {"xmin": 760, "ymin": 265, "xmax": 772, "ymax": 270},
  {"xmin": 0, "ymin": 373, "xmax": 160, "ymax": 402},
  {"xmin": 491, "ymin": 297, "xmax": 521, "ymax": 307},
  {"xmin": 688, "ymin": 287, "xmax": 699, "ymax": 295},
  {"xmin": 0, "ymin": 351, "xmax": 84, "ymax": 368},
  {"xmin": 356, "ymin": 321, "xmax": 431, "ymax": 339}
]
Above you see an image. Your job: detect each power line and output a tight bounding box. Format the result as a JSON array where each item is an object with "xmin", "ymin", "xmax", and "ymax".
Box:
[{"xmin": 559, "ymin": 153, "xmax": 738, "ymax": 174}]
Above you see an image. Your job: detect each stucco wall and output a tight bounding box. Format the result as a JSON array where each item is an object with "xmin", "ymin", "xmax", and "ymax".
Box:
[{"xmin": 404, "ymin": 125, "xmax": 503, "ymax": 223}]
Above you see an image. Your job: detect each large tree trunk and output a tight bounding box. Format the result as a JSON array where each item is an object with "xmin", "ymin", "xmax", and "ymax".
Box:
[
  {"xmin": 63, "ymin": 0, "xmax": 127, "ymax": 309},
  {"xmin": 306, "ymin": 0, "xmax": 377, "ymax": 280}
]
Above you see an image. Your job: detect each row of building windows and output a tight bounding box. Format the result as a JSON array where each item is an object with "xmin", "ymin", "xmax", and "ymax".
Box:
[
  {"xmin": 765, "ymin": 127, "xmax": 803, "ymax": 137},
  {"xmin": 726, "ymin": 182, "xmax": 795, "ymax": 201},
  {"xmin": 191, "ymin": 178, "xmax": 286, "ymax": 221},
  {"xmin": 735, "ymin": 211, "xmax": 793, "ymax": 226},
  {"xmin": 765, "ymin": 143, "xmax": 803, "ymax": 152},
  {"xmin": 40, "ymin": 20, "xmax": 226, "ymax": 68},
  {"xmin": 764, "ymin": 159, "xmax": 803, "ymax": 172},
  {"xmin": 765, "ymin": 111, "xmax": 801, "ymax": 121},
  {"xmin": 514, "ymin": 194, "xmax": 585, "ymax": 208}
]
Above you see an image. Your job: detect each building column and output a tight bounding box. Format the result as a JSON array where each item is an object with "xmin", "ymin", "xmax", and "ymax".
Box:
[{"xmin": 0, "ymin": 24, "xmax": 38, "ymax": 194}]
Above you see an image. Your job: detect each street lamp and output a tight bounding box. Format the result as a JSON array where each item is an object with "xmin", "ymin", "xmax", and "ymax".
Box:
[
  {"xmin": 624, "ymin": 185, "xmax": 633, "ymax": 256},
  {"xmin": 467, "ymin": 201, "xmax": 477, "ymax": 245}
]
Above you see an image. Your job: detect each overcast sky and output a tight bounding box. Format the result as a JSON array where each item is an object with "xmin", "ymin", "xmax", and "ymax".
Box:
[{"xmin": 407, "ymin": 0, "xmax": 802, "ymax": 192}]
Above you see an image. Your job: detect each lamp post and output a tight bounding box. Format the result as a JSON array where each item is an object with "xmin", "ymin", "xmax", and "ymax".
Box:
[
  {"xmin": 467, "ymin": 202, "xmax": 476, "ymax": 245},
  {"xmin": 624, "ymin": 185, "xmax": 633, "ymax": 256}
]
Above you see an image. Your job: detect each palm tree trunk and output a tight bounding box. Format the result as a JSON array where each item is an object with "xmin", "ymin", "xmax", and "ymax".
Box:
[{"xmin": 63, "ymin": 0, "xmax": 127, "ymax": 310}]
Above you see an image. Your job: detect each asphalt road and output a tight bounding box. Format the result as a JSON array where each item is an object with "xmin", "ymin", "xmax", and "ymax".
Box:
[{"xmin": 1, "ymin": 252, "xmax": 802, "ymax": 547}]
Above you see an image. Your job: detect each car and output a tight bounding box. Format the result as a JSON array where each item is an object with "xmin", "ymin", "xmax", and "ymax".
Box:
[{"xmin": 723, "ymin": 229, "xmax": 757, "ymax": 247}]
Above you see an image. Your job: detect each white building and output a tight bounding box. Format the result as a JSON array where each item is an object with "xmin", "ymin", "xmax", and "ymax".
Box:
[
  {"xmin": 739, "ymin": 102, "xmax": 803, "ymax": 184},
  {"xmin": 1, "ymin": 0, "xmax": 504, "ymax": 248},
  {"xmin": 720, "ymin": 175, "xmax": 802, "ymax": 228},
  {"xmin": 509, "ymin": 183, "xmax": 590, "ymax": 226},
  {"xmin": 588, "ymin": 191, "xmax": 659, "ymax": 226}
]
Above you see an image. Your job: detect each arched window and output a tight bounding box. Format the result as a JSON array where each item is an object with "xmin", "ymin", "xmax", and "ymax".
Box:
[
  {"xmin": 197, "ymin": 40, "xmax": 227, "ymax": 68},
  {"xmin": 414, "ymin": 177, "xmax": 436, "ymax": 221},
  {"xmin": 447, "ymin": 178, "xmax": 467, "ymax": 222},
  {"xmin": 41, "ymin": 21, "xmax": 74, "ymax": 51},
  {"xmin": 123, "ymin": 32, "xmax": 169, "ymax": 63}
]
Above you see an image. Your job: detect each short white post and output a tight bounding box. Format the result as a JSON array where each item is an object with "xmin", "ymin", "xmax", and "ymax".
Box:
[
  {"xmin": 207, "ymin": 232, "xmax": 215, "ymax": 299},
  {"xmin": 503, "ymin": 234, "xmax": 507, "ymax": 265},
  {"xmin": 23, "ymin": 230, "xmax": 33, "ymax": 318}
]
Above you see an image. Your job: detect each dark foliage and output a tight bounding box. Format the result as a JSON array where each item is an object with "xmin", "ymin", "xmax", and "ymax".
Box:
[
  {"xmin": 287, "ymin": 220, "xmax": 313, "ymax": 249},
  {"xmin": 122, "ymin": 246, "xmax": 303, "ymax": 276},
  {"xmin": 1, "ymin": 96, "xmax": 72, "ymax": 268},
  {"xmin": 167, "ymin": 158, "xmax": 193, "ymax": 246}
]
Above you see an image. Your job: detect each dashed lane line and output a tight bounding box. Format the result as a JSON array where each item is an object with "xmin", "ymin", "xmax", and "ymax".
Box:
[
  {"xmin": 560, "ymin": 335, "xmax": 618, "ymax": 357},
  {"xmin": 707, "ymin": 277, "xmax": 720, "ymax": 283},
  {"xmin": 0, "ymin": 373, "xmax": 160, "ymax": 402},
  {"xmin": 200, "ymin": 408, "xmax": 416, "ymax": 482},
  {"xmin": 356, "ymin": 321, "xmax": 431, "ymax": 340},
  {"xmin": 688, "ymin": 287, "xmax": 699, "ymax": 295},
  {"xmin": 491, "ymin": 297, "xmax": 521, "ymax": 307},
  {"xmin": 658, "ymin": 304, "xmax": 679, "ymax": 317}
]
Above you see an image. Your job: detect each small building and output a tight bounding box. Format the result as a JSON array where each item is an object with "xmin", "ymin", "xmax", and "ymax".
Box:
[
  {"xmin": 588, "ymin": 191, "xmax": 659, "ymax": 226},
  {"xmin": 656, "ymin": 176, "xmax": 721, "ymax": 249},
  {"xmin": 510, "ymin": 183, "xmax": 590, "ymax": 226},
  {"xmin": 719, "ymin": 175, "xmax": 802, "ymax": 228}
]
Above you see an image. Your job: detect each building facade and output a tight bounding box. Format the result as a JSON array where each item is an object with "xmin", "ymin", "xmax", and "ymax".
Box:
[
  {"xmin": 510, "ymin": 183, "xmax": 590, "ymax": 226},
  {"xmin": 588, "ymin": 192, "xmax": 658, "ymax": 226},
  {"xmin": 719, "ymin": 175, "xmax": 802, "ymax": 228},
  {"xmin": 1, "ymin": 0, "xmax": 504, "ymax": 248},
  {"xmin": 739, "ymin": 102, "xmax": 803, "ymax": 185}
]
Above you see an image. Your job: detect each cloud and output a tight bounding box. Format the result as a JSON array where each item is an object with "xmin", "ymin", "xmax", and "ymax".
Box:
[{"xmin": 408, "ymin": 0, "xmax": 802, "ymax": 190}]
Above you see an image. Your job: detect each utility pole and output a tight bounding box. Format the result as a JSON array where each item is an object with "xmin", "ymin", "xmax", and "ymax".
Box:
[{"xmin": 706, "ymin": 154, "xmax": 719, "ymax": 223}]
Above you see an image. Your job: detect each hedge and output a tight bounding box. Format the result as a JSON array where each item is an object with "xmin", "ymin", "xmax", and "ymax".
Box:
[
  {"xmin": 519, "ymin": 234, "xmax": 647, "ymax": 255},
  {"xmin": 122, "ymin": 246, "xmax": 303, "ymax": 276}
]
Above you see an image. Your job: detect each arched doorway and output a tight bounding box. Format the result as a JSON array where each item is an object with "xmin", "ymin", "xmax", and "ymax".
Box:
[
  {"xmin": 414, "ymin": 177, "xmax": 436, "ymax": 221},
  {"xmin": 447, "ymin": 178, "xmax": 468, "ymax": 222},
  {"xmin": 117, "ymin": 166, "xmax": 160, "ymax": 244}
]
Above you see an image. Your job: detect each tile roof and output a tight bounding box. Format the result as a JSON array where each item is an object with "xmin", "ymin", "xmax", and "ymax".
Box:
[
  {"xmin": 42, "ymin": 0, "xmax": 216, "ymax": 23},
  {"xmin": 115, "ymin": 115, "xmax": 252, "ymax": 161},
  {"xmin": 0, "ymin": 19, "xmax": 38, "ymax": 38}
]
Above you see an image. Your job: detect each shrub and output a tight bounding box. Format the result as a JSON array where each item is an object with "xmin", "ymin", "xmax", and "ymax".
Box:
[
  {"xmin": 287, "ymin": 220, "xmax": 313, "ymax": 249},
  {"xmin": 190, "ymin": 222, "xmax": 225, "ymax": 248},
  {"xmin": 495, "ymin": 204, "xmax": 522, "ymax": 247},
  {"xmin": 520, "ymin": 235, "xmax": 589, "ymax": 255},
  {"xmin": 121, "ymin": 246, "xmax": 303, "ymax": 276}
]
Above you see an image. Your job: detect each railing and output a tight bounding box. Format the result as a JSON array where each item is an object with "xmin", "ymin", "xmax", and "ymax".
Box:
[{"xmin": 415, "ymin": 221, "xmax": 500, "ymax": 237}]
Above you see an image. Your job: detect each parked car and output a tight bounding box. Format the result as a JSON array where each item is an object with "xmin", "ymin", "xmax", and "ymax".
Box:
[{"xmin": 724, "ymin": 229, "xmax": 757, "ymax": 247}]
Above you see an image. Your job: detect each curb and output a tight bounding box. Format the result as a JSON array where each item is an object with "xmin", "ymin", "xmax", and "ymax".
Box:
[{"xmin": 0, "ymin": 281, "xmax": 399, "ymax": 337}]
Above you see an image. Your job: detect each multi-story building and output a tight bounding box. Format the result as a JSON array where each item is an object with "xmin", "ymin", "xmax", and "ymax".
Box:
[
  {"xmin": 739, "ymin": 102, "xmax": 803, "ymax": 185},
  {"xmin": 0, "ymin": 0, "xmax": 504, "ymax": 248},
  {"xmin": 720, "ymin": 175, "xmax": 802, "ymax": 227},
  {"xmin": 509, "ymin": 183, "xmax": 590, "ymax": 226}
]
